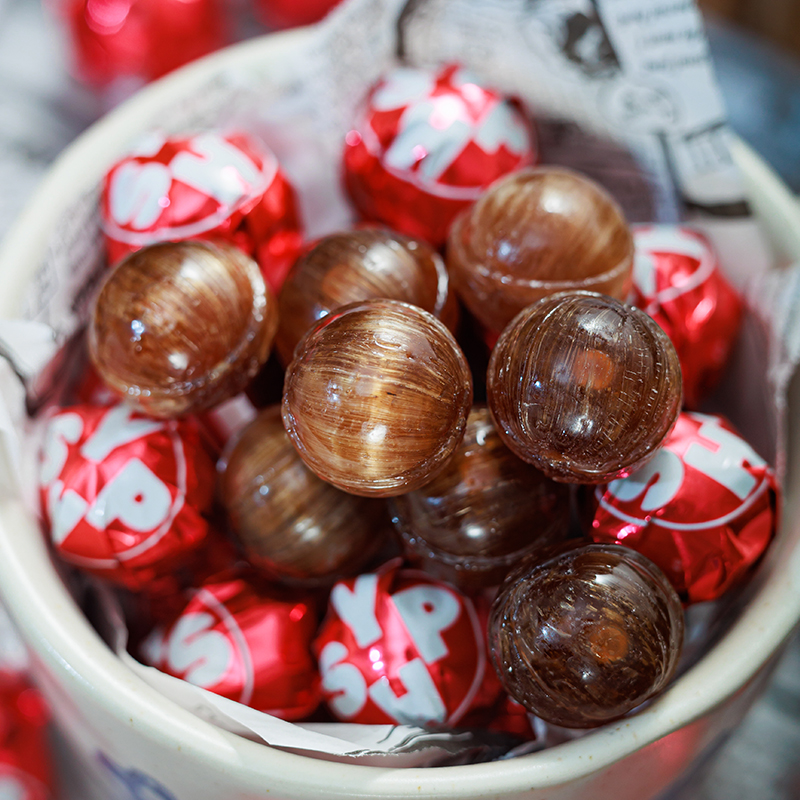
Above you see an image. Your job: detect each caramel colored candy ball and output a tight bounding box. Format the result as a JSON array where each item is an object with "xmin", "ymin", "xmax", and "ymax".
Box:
[
  {"xmin": 89, "ymin": 241, "xmax": 277, "ymax": 418},
  {"xmin": 447, "ymin": 167, "xmax": 634, "ymax": 332},
  {"xmin": 487, "ymin": 291, "xmax": 682, "ymax": 483},
  {"xmin": 390, "ymin": 405, "xmax": 571, "ymax": 589},
  {"xmin": 220, "ymin": 406, "xmax": 388, "ymax": 583},
  {"xmin": 275, "ymin": 228, "xmax": 457, "ymax": 364},
  {"xmin": 488, "ymin": 542, "xmax": 684, "ymax": 728},
  {"xmin": 282, "ymin": 299, "xmax": 473, "ymax": 497}
]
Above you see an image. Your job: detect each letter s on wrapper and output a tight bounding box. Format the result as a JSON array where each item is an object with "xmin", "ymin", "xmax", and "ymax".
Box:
[
  {"xmin": 139, "ymin": 574, "xmax": 320, "ymax": 720},
  {"xmin": 589, "ymin": 412, "xmax": 779, "ymax": 604}
]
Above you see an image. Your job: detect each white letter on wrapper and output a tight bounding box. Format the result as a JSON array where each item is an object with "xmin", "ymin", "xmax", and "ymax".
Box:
[
  {"xmin": 318, "ymin": 641, "xmax": 367, "ymax": 719},
  {"xmin": 684, "ymin": 413, "xmax": 765, "ymax": 500},
  {"xmin": 606, "ymin": 449, "xmax": 685, "ymax": 512},
  {"xmin": 165, "ymin": 612, "xmax": 232, "ymax": 688},
  {"xmin": 392, "ymin": 585, "xmax": 460, "ymax": 664},
  {"xmin": 169, "ymin": 134, "xmax": 260, "ymax": 207},
  {"xmin": 84, "ymin": 459, "xmax": 172, "ymax": 532},
  {"xmin": 368, "ymin": 659, "xmax": 447, "ymax": 725},
  {"xmin": 330, "ymin": 574, "xmax": 383, "ymax": 648},
  {"xmin": 40, "ymin": 412, "xmax": 84, "ymax": 486},
  {"xmin": 47, "ymin": 480, "xmax": 89, "ymax": 546},
  {"xmin": 80, "ymin": 405, "xmax": 164, "ymax": 463},
  {"xmin": 109, "ymin": 161, "xmax": 173, "ymax": 231}
]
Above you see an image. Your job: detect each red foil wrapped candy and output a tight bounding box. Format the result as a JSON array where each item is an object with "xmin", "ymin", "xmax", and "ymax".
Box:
[
  {"xmin": 314, "ymin": 563, "xmax": 493, "ymax": 726},
  {"xmin": 630, "ymin": 225, "xmax": 743, "ymax": 408},
  {"xmin": 343, "ymin": 64, "xmax": 536, "ymax": 247},
  {"xmin": 590, "ymin": 411, "xmax": 779, "ymax": 604},
  {"xmin": 0, "ymin": 679, "xmax": 53, "ymax": 800},
  {"xmin": 57, "ymin": 0, "xmax": 227, "ymax": 89},
  {"xmin": 101, "ymin": 130, "xmax": 303, "ymax": 290},
  {"xmin": 140, "ymin": 574, "xmax": 320, "ymax": 719},
  {"xmin": 38, "ymin": 402, "xmax": 216, "ymax": 590}
]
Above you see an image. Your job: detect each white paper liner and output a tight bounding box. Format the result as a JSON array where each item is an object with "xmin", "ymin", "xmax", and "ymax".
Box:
[{"xmin": 0, "ymin": 0, "xmax": 797, "ymax": 767}]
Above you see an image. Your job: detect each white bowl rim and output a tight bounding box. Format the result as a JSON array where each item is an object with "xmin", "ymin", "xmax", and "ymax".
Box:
[{"xmin": 0, "ymin": 26, "xmax": 799, "ymax": 797}]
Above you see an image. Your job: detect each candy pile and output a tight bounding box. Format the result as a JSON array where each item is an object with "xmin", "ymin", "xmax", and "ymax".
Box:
[{"xmin": 35, "ymin": 63, "xmax": 776, "ymax": 748}]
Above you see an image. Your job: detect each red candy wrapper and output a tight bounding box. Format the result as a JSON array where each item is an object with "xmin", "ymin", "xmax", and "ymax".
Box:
[
  {"xmin": 199, "ymin": 393, "xmax": 258, "ymax": 454},
  {"xmin": 630, "ymin": 224, "xmax": 743, "ymax": 408},
  {"xmin": 140, "ymin": 574, "xmax": 320, "ymax": 720},
  {"xmin": 484, "ymin": 696, "xmax": 536, "ymax": 740},
  {"xmin": 314, "ymin": 562, "xmax": 495, "ymax": 726},
  {"xmin": 56, "ymin": 0, "xmax": 227, "ymax": 89},
  {"xmin": 590, "ymin": 412, "xmax": 779, "ymax": 604},
  {"xmin": 38, "ymin": 402, "xmax": 216, "ymax": 591},
  {"xmin": 0, "ymin": 679, "xmax": 53, "ymax": 800},
  {"xmin": 343, "ymin": 64, "xmax": 536, "ymax": 247},
  {"xmin": 101, "ymin": 131, "xmax": 304, "ymax": 292}
]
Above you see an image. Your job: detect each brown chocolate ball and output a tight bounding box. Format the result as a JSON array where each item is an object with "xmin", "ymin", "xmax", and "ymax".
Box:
[
  {"xmin": 488, "ymin": 541, "xmax": 684, "ymax": 728},
  {"xmin": 282, "ymin": 298, "xmax": 472, "ymax": 497},
  {"xmin": 487, "ymin": 291, "xmax": 682, "ymax": 483},
  {"xmin": 275, "ymin": 228, "xmax": 458, "ymax": 364},
  {"xmin": 390, "ymin": 405, "xmax": 571, "ymax": 589},
  {"xmin": 89, "ymin": 240, "xmax": 277, "ymax": 418},
  {"xmin": 220, "ymin": 405, "xmax": 388, "ymax": 584},
  {"xmin": 447, "ymin": 166, "xmax": 634, "ymax": 332}
]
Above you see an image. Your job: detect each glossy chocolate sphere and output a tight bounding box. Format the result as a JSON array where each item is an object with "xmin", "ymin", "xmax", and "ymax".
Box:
[
  {"xmin": 487, "ymin": 291, "xmax": 682, "ymax": 483},
  {"xmin": 89, "ymin": 240, "xmax": 277, "ymax": 418},
  {"xmin": 275, "ymin": 228, "xmax": 457, "ymax": 364},
  {"xmin": 390, "ymin": 405, "xmax": 571, "ymax": 589},
  {"xmin": 282, "ymin": 299, "xmax": 472, "ymax": 497},
  {"xmin": 488, "ymin": 541, "xmax": 684, "ymax": 728},
  {"xmin": 220, "ymin": 406, "xmax": 388, "ymax": 583},
  {"xmin": 447, "ymin": 167, "xmax": 634, "ymax": 332}
]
